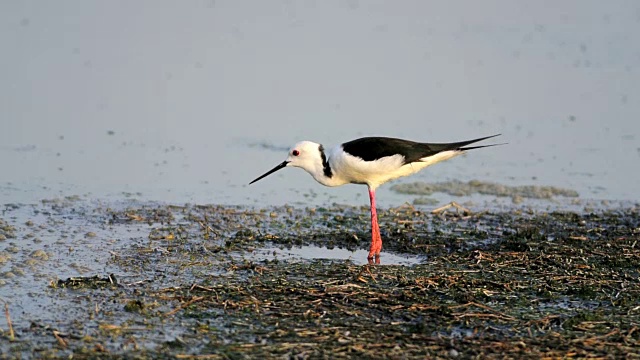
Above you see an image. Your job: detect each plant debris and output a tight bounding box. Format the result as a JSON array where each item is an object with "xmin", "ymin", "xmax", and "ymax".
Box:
[
  {"xmin": 55, "ymin": 274, "xmax": 118, "ymax": 289},
  {"xmin": 0, "ymin": 200, "xmax": 638, "ymax": 358}
]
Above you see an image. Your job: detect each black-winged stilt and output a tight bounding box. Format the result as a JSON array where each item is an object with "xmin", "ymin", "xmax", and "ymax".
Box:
[{"xmin": 250, "ymin": 134, "xmax": 502, "ymax": 263}]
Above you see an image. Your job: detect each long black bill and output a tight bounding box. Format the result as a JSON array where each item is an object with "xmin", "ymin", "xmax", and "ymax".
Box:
[{"xmin": 249, "ymin": 161, "xmax": 289, "ymax": 184}]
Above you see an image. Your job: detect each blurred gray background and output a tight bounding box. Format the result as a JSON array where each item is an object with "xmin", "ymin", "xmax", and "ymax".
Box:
[{"xmin": 1, "ymin": 1, "xmax": 639, "ymax": 205}]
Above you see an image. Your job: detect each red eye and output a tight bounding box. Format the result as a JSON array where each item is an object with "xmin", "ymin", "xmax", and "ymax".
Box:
[{"xmin": 292, "ymin": 150, "xmax": 300, "ymax": 156}]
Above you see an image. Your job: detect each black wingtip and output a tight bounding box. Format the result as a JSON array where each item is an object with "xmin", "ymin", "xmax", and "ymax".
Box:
[
  {"xmin": 430, "ymin": 133, "xmax": 501, "ymax": 151},
  {"xmin": 473, "ymin": 134, "xmax": 501, "ymax": 142},
  {"xmin": 459, "ymin": 142, "xmax": 508, "ymax": 151},
  {"xmin": 456, "ymin": 134, "xmax": 505, "ymax": 151}
]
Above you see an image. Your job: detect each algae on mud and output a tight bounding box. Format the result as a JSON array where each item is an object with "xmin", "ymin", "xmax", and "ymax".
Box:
[
  {"xmin": 391, "ymin": 180, "xmax": 580, "ymax": 202},
  {"xmin": 0, "ymin": 200, "xmax": 639, "ymax": 358}
]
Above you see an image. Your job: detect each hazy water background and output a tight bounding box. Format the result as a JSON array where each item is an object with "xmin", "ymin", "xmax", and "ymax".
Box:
[{"xmin": 2, "ymin": 1, "xmax": 639, "ymax": 207}]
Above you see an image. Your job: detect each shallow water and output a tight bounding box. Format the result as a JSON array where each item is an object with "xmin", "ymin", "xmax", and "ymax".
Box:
[
  {"xmin": 0, "ymin": 200, "xmax": 147, "ymax": 330},
  {"xmin": 253, "ymin": 244, "xmax": 423, "ymax": 266},
  {"xmin": 1, "ymin": 2, "xmax": 639, "ymax": 207}
]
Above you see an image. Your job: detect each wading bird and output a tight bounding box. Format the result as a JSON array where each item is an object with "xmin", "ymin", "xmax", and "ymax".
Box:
[{"xmin": 250, "ymin": 134, "xmax": 501, "ymax": 263}]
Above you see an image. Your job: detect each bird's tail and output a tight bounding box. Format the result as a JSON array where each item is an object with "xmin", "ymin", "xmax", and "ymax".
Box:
[{"xmin": 425, "ymin": 134, "xmax": 505, "ymax": 152}]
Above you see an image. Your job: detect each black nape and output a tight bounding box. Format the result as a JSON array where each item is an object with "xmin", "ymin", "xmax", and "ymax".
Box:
[{"xmin": 318, "ymin": 145, "xmax": 333, "ymax": 178}]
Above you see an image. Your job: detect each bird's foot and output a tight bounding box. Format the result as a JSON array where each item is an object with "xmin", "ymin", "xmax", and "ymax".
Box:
[
  {"xmin": 367, "ymin": 253, "xmax": 381, "ymax": 265},
  {"xmin": 367, "ymin": 240, "xmax": 382, "ymax": 264}
]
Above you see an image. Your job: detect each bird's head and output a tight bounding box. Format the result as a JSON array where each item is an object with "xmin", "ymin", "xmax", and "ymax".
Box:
[
  {"xmin": 249, "ymin": 141, "xmax": 323, "ymax": 184},
  {"xmin": 285, "ymin": 141, "xmax": 323, "ymax": 171}
]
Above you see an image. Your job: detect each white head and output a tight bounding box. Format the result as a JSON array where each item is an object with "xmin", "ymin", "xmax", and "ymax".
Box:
[
  {"xmin": 286, "ymin": 141, "xmax": 324, "ymax": 171},
  {"xmin": 249, "ymin": 141, "xmax": 325, "ymax": 184}
]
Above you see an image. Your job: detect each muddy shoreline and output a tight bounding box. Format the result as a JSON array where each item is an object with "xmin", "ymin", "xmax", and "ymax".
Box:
[{"xmin": 0, "ymin": 199, "xmax": 639, "ymax": 358}]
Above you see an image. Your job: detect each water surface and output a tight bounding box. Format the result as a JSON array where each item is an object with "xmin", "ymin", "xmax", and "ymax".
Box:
[{"xmin": 1, "ymin": 2, "xmax": 639, "ymax": 206}]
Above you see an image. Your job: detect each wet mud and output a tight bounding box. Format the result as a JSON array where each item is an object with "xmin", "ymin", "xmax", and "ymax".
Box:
[{"xmin": 0, "ymin": 198, "xmax": 639, "ymax": 358}]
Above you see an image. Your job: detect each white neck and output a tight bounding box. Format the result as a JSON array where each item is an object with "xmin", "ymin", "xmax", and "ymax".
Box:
[
  {"xmin": 296, "ymin": 146, "xmax": 349, "ymax": 187},
  {"xmin": 306, "ymin": 161, "xmax": 347, "ymax": 187}
]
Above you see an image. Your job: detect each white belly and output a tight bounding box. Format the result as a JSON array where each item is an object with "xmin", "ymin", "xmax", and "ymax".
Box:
[{"xmin": 331, "ymin": 150, "xmax": 463, "ymax": 189}]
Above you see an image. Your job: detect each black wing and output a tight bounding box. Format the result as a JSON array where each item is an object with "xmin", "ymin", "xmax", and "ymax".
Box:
[{"xmin": 341, "ymin": 134, "xmax": 501, "ymax": 164}]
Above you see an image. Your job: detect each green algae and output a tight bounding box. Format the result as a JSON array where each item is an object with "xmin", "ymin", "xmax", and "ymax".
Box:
[{"xmin": 391, "ymin": 180, "xmax": 580, "ymax": 199}]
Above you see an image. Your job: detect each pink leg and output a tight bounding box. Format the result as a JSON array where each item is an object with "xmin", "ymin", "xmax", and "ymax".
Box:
[{"xmin": 367, "ymin": 187, "xmax": 382, "ymax": 263}]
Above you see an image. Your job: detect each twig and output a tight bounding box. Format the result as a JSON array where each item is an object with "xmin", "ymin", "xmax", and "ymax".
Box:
[
  {"xmin": 53, "ymin": 330, "xmax": 68, "ymax": 348},
  {"xmin": 175, "ymin": 355, "xmax": 223, "ymax": 359},
  {"xmin": 396, "ymin": 220, "xmax": 424, "ymax": 224},
  {"xmin": 431, "ymin": 201, "xmax": 471, "ymax": 215},
  {"xmin": 572, "ymin": 329, "xmax": 620, "ymax": 344},
  {"xmin": 4, "ymin": 303, "xmax": 14, "ymax": 341},
  {"xmin": 449, "ymin": 302, "xmax": 516, "ymax": 321},
  {"xmin": 125, "ymin": 279, "xmax": 153, "ymax": 286},
  {"xmin": 452, "ymin": 312, "xmax": 515, "ymax": 321},
  {"xmin": 355, "ymin": 266, "xmax": 370, "ymax": 283},
  {"xmin": 164, "ymin": 296, "xmax": 205, "ymax": 317},
  {"xmin": 190, "ymin": 284, "xmax": 220, "ymax": 301},
  {"xmin": 365, "ymin": 265, "xmax": 378, "ymax": 283}
]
